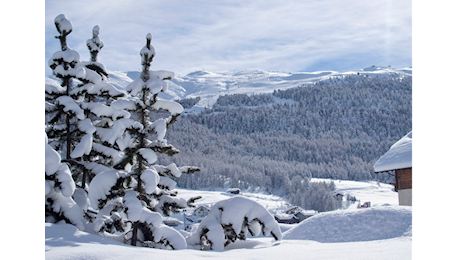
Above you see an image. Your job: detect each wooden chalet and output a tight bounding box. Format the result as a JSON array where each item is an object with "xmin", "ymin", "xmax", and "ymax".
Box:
[{"xmin": 374, "ymin": 131, "xmax": 412, "ymax": 206}]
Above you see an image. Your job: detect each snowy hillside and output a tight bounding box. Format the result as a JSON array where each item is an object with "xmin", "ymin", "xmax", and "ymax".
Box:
[
  {"xmin": 168, "ymin": 66, "xmax": 412, "ymax": 110},
  {"xmin": 46, "ymin": 66, "xmax": 411, "ymax": 112}
]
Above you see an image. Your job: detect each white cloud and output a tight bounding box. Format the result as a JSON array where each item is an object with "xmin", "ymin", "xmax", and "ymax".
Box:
[{"xmin": 45, "ymin": 0, "xmax": 411, "ymax": 75}]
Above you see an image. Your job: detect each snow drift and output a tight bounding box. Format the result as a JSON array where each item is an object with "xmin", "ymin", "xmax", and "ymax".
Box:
[{"xmin": 283, "ymin": 206, "xmax": 412, "ymax": 243}]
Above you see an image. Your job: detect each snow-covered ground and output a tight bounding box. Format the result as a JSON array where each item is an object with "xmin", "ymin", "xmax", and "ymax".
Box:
[
  {"xmin": 45, "ymin": 179, "xmax": 412, "ymax": 259},
  {"xmin": 176, "ymin": 188, "xmax": 289, "ymax": 214},
  {"xmin": 283, "ymin": 206, "xmax": 411, "ymax": 242},
  {"xmin": 46, "ymin": 222, "xmax": 411, "ymax": 260},
  {"xmin": 313, "ymin": 178, "xmax": 399, "ymax": 208}
]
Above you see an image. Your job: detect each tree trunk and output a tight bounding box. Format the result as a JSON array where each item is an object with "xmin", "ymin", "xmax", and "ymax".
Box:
[
  {"xmin": 66, "ymin": 114, "xmax": 71, "ymax": 159},
  {"xmin": 64, "ymin": 76, "xmax": 72, "ymax": 159},
  {"xmin": 131, "ymin": 221, "xmax": 139, "ymax": 246}
]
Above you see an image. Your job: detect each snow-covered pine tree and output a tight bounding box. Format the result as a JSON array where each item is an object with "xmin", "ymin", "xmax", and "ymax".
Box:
[
  {"xmin": 46, "ymin": 16, "xmax": 125, "ymax": 199},
  {"xmin": 88, "ymin": 33, "xmax": 200, "ymax": 248},
  {"xmin": 83, "ymin": 25, "xmax": 109, "ymax": 79},
  {"xmin": 83, "ymin": 24, "xmax": 125, "ymax": 103},
  {"xmin": 46, "ymin": 14, "xmax": 102, "ymax": 186},
  {"xmin": 71, "ymin": 25, "xmax": 129, "ymax": 222},
  {"xmin": 45, "ymin": 133, "xmax": 84, "ymax": 230},
  {"xmin": 80, "ymin": 24, "xmax": 126, "ymax": 179}
]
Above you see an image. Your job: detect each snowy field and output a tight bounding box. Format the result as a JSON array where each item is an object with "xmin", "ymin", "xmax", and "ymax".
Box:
[
  {"xmin": 176, "ymin": 188, "xmax": 289, "ymax": 214},
  {"xmin": 175, "ymin": 179, "xmax": 399, "ymax": 214},
  {"xmin": 45, "ymin": 179, "xmax": 413, "ymax": 259},
  {"xmin": 313, "ymin": 178, "xmax": 399, "ymax": 208}
]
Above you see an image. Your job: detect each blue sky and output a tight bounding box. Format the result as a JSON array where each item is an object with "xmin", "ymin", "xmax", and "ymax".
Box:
[{"xmin": 45, "ymin": 0, "xmax": 411, "ymax": 76}]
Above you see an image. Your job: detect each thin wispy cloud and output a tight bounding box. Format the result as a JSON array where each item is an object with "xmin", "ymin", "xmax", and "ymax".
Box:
[{"xmin": 45, "ymin": 0, "xmax": 411, "ymax": 76}]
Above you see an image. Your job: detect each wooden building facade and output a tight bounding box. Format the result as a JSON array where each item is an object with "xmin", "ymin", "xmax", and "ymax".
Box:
[
  {"xmin": 394, "ymin": 168, "xmax": 412, "ymax": 192},
  {"xmin": 394, "ymin": 167, "xmax": 412, "ymax": 206}
]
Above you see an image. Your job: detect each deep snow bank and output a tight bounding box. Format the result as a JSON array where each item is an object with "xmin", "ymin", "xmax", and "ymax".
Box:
[{"xmin": 283, "ymin": 206, "xmax": 411, "ymax": 243}]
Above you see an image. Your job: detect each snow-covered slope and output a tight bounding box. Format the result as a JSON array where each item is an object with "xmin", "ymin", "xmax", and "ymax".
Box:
[
  {"xmin": 169, "ymin": 66, "xmax": 411, "ymax": 110},
  {"xmin": 46, "ymin": 66, "xmax": 411, "ymax": 113}
]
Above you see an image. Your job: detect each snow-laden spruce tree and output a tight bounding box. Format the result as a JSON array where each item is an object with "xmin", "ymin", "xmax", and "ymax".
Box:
[
  {"xmin": 88, "ymin": 33, "xmax": 200, "ymax": 248},
  {"xmin": 70, "ymin": 25, "xmax": 129, "ymax": 223},
  {"xmin": 45, "ymin": 133, "xmax": 84, "ymax": 230},
  {"xmin": 83, "ymin": 25, "xmax": 109, "ymax": 79},
  {"xmin": 46, "ymin": 15, "xmax": 128, "ymax": 225},
  {"xmin": 77, "ymin": 24, "xmax": 127, "ymax": 181},
  {"xmin": 83, "ymin": 24, "xmax": 125, "ymax": 103},
  {"xmin": 46, "ymin": 14, "xmax": 102, "ymax": 186},
  {"xmin": 186, "ymin": 196, "xmax": 282, "ymax": 250}
]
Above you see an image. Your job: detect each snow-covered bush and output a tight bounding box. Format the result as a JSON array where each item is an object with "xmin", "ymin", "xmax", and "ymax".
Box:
[
  {"xmin": 45, "ymin": 133, "xmax": 83, "ymax": 230},
  {"xmin": 186, "ymin": 196, "xmax": 282, "ymax": 251},
  {"xmin": 87, "ymin": 168, "xmax": 190, "ymax": 249},
  {"xmin": 88, "ymin": 33, "xmax": 200, "ymax": 249}
]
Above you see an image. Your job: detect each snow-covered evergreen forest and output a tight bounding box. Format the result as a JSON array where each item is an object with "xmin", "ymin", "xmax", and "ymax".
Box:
[{"xmin": 158, "ymin": 75, "xmax": 411, "ymax": 210}]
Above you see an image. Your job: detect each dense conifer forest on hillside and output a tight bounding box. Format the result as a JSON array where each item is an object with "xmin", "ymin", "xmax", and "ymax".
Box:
[{"xmin": 157, "ymin": 75, "xmax": 411, "ymax": 209}]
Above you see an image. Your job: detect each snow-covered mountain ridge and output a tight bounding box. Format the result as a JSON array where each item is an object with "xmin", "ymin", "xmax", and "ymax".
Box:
[{"xmin": 46, "ymin": 66, "xmax": 412, "ymax": 113}]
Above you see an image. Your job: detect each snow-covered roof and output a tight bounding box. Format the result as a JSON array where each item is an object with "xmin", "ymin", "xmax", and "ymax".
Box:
[{"xmin": 374, "ymin": 131, "xmax": 412, "ymax": 172}]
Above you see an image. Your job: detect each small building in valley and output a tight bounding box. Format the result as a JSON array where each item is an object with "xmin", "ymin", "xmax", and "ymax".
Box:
[
  {"xmin": 274, "ymin": 207, "xmax": 316, "ymax": 224},
  {"xmin": 226, "ymin": 188, "xmax": 241, "ymax": 195},
  {"xmin": 374, "ymin": 131, "xmax": 412, "ymax": 206},
  {"xmin": 194, "ymin": 205, "xmax": 210, "ymax": 217}
]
